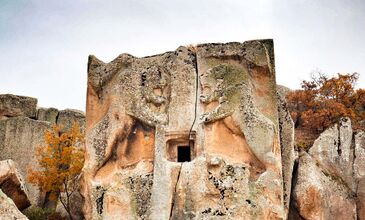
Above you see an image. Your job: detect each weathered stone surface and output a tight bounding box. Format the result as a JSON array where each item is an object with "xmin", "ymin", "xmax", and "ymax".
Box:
[
  {"xmin": 355, "ymin": 131, "xmax": 365, "ymax": 219},
  {"xmin": 0, "ymin": 94, "xmax": 37, "ymax": 119},
  {"xmin": 82, "ymin": 45, "xmax": 195, "ymax": 219},
  {"xmin": 293, "ymin": 152, "xmax": 357, "ymax": 220},
  {"xmin": 170, "ymin": 156, "xmax": 283, "ymax": 219},
  {"xmin": 82, "ymin": 40, "xmax": 285, "ymax": 219},
  {"xmin": 0, "ymin": 160, "xmax": 30, "ymax": 211},
  {"xmin": 290, "ymin": 118, "xmax": 365, "ymax": 219},
  {"xmin": 0, "ymin": 189, "xmax": 28, "ymax": 220},
  {"xmin": 37, "ymin": 107, "xmax": 58, "ymax": 124},
  {"xmin": 277, "ymin": 85, "xmax": 291, "ymax": 98},
  {"xmin": 277, "ymin": 87, "xmax": 295, "ymax": 218},
  {"xmin": 0, "ymin": 117, "xmax": 50, "ymax": 204},
  {"xmin": 309, "ymin": 117, "xmax": 355, "ymax": 191},
  {"xmin": 57, "ymin": 109, "xmax": 85, "ymax": 133}
]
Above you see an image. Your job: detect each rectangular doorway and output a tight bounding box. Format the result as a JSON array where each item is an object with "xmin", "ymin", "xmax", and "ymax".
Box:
[{"xmin": 177, "ymin": 146, "xmax": 191, "ymax": 162}]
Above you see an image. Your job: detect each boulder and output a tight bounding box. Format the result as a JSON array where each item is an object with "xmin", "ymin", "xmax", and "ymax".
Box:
[
  {"xmin": 37, "ymin": 107, "xmax": 58, "ymax": 124},
  {"xmin": 309, "ymin": 117, "xmax": 355, "ymax": 191},
  {"xmin": 277, "ymin": 85, "xmax": 292, "ymax": 98},
  {"xmin": 292, "ymin": 152, "xmax": 357, "ymax": 220},
  {"xmin": 0, "ymin": 189, "xmax": 28, "ymax": 220},
  {"xmin": 0, "ymin": 94, "xmax": 37, "ymax": 119},
  {"xmin": 0, "ymin": 116, "xmax": 50, "ymax": 204},
  {"xmin": 57, "ymin": 109, "xmax": 85, "ymax": 133},
  {"xmin": 0, "ymin": 160, "xmax": 30, "ymax": 210}
]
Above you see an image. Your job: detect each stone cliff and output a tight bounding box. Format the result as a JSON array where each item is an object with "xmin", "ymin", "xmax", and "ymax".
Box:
[{"xmin": 82, "ymin": 40, "xmax": 287, "ymax": 219}]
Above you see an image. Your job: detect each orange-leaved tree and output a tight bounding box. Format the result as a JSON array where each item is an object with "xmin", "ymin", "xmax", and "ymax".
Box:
[
  {"xmin": 28, "ymin": 123, "xmax": 84, "ymax": 220},
  {"xmin": 287, "ymin": 72, "xmax": 365, "ymax": 149}
]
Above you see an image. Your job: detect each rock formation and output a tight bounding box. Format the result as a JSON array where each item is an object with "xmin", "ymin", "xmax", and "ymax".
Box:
[
  {"xmin": 0, "ymin": 159, "xmax": 30, "ymax": 211},
  {"xmin": 0, "ymin": 159, "xmax": 30, "ymax": 220},
  {"xmin": 0, "ymin": 94, "xmax": 37, "ymax": 120},
  {"xmin": 81, "ymin": 39, "xmax": 287, "ymax": 219},
  {"xmin": 277, "ymin": 87, "xmax": 296, "ymax": 219},
  {"xmin": 0, "ymin": 94, "xmax": 85, "ymax": 207},
  {"xmin": 0, "ymin": 189, "xmax": 28, "ymax": 220},
  {"xmin": 1, "ymin": 41, "xmax": 364, "ymax": 220},
  {"xmin": 291, "ymin": 117, "xmax": 365, "ymax": 219}
]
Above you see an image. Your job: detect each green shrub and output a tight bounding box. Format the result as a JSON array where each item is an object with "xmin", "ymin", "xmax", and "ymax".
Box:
[{"xmin": 24, "ymin": 206, "xmax": 52, "ymax": 220}]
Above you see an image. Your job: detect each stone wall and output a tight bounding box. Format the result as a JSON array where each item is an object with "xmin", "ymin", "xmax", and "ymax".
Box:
[{"xmin": 0, "ymin": 94, "xmax": 85, "ymax": 206}]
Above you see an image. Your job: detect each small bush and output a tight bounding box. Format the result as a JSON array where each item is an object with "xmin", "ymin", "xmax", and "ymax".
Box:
[
  {"xmin": 23, "ymin": 206, "xmax": 67, "ymax": 220},
  {"xmin": 23, "ymin": 206, "xmax": 53, "ymax": 220}
]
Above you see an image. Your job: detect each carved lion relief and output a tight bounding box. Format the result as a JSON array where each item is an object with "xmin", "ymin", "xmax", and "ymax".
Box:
[{"xmin": 200, "ymin": 63, "xmax": 277, "ymax": 170}]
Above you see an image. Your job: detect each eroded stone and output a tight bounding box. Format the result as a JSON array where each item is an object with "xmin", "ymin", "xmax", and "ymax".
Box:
[{"xmin": 0, "ymin": 94, "xmax": 37, "ymax": 119}]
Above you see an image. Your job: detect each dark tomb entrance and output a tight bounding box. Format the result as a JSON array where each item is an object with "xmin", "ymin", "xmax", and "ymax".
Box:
[{"xmin": 177, "ymin": 146, "xmax": 191, "ymax": 162}]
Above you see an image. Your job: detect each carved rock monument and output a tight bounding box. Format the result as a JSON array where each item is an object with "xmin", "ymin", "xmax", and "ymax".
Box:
[{"xmin": 81, "ymin": 40, "xmax": 286, "ymax": 219}]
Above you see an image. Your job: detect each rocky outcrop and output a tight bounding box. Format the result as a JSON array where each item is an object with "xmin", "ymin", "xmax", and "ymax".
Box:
[
  {"xmin": 57, "ymin": 109, "xmax": 86, "ymax": 133},
  {"xmin": 82, "ymin": 39, "xmax": 285, "ymax": 219},
  {"xmin": 291, "ymin": 117, "xmax": 365, "ymax": 219},
  {"xmin": 277, "ymin": 87, "xmax": 295, "ymax": 218},
  {"xmin": 0, "ymin": 116, "xmax": 50, "ymax": 204},
  {"xmin": 293, "ymin": 152, "xmax": 357, "ymax": 220},
  {"xmin": 37, "ymin": 107, "xmax": 58, "ymax": 124},
  {"xmin": 0, "ymin": 189, "xmax": 28, "ymax": 220},
  {"xmin": 0, "ymin": 94, "xmax": 85, "ymax": 208},
  {"xmin": 309, "ymin": 117, "xmax": 355, "ymax": 191},
  {"xmin": 0, "ymin": 160, "xmax": 30, "ymax": 220},
  {"xmin": 0, "ymin": 94, "xmax": 37, "ymax": 119},
  {"xmin": 355, "ymin": 131, "xmax": 365, "ymax": 219},
  {"xmin": 0, "ymin": 160, "xmax": 30, "ymax": 211}
]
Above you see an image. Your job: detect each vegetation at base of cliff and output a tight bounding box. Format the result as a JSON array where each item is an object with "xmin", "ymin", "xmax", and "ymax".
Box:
[
  {"xmin": 287, "ymin": 72, "xmax": 365, "ymax": 149},
  {"xmin": 27, "ymin": 123, "xmax": 84, "ymax": 220},
  {"xmin": 23, "ymin": 206, "xmax": 66, "ymax": 220}
]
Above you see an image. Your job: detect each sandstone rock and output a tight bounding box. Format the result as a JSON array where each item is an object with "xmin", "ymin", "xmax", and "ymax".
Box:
[
  {"xmin": 277, "ymin": 85, "xmax": 291, "ymax": 98},
  {"xmin": 0, "ymin": 117, "xmax": 50, "ymax": 204},
  {"xmin": 293, "ymin": 152, "xmax": 357, "ymax": 220},
  {"xmin": 277, "ymin": 87, "xmax": 295, "ymax": 218},
  {"xmin": 37, "ymin": 107, "xmax": 58, "ymax": 124},
  {"xmin": 355, "ymin": 131, "xmax": 365, "ymax": 219},
  {"xmin": 0, "ymin": 160, "xmax": 30, "ymax": 210},
  {"xmin": 82, "ymin": 40, "xmax": 285, "ymax": 219},
  {"xmin": 0, "ymin": 189, "xmax": 28, "ymax": 220},
  {"xmin": 170, "ymin": 156, "xmax": 283, "ymax": 219},
  {"xmin": 57, "ymin": 109, "xmax": 85, "ymax": 133},
  {"xmin": 309, "ymin": 117, "xmax": 355, "ymax": 191},
  {"xmin": 0, "ymin": 94, "xmax": 37, "ymax": 119}
]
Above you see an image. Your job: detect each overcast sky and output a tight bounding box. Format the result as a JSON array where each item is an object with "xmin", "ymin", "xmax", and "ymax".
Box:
[{"xmin": 1, "ymin": 0, "xmax": 364, "ymax": 111}]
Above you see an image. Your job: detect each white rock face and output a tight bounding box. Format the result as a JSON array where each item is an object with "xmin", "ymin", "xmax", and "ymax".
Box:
[
  {"xmin": 292, "ymin": 118, "xmax": 365, "ymax": 219},
  {"xmin": 309, "ymin": 117, "xmax": 355, "ymax": 190},
  {"xmin": 0, "ymin": 189, "xmax": 28, "ymax": 220},
  {"xmin": 0, "ymin": 160, "xmax": 30, "ymax": 211},
  {"xmin": 354, "ymin": 131, "xmax": 365, "ymax": 219},
  {"xmin": 277, "ymin": 85, "xmax": 295, "ymax": 218},
  {"xmin": 293, "ymin": 152, "xmax": 357, "ymax": 220}
]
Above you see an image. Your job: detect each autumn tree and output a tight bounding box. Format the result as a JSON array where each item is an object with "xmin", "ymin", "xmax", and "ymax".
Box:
[
  {"xmin": 287, "ymin": 72, "xmax": 365, "ymax": 149},
  {"xmin": 28, "ymin": 123, "xmax": 84, "ymax": 220}
]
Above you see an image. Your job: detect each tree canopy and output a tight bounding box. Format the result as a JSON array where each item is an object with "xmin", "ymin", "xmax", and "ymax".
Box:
[
  {"xmin": 287, "ymin": 72, "xmax": 365, "ymax": 148},
  {"xmin": 28, "ymin": 123, "xmax": 84, "ymax": 220}
]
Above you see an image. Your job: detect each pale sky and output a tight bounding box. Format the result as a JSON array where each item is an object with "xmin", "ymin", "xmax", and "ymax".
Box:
[{"xmin": 1, "ymin": 0, "xmax": 364, "ymax": 111}]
